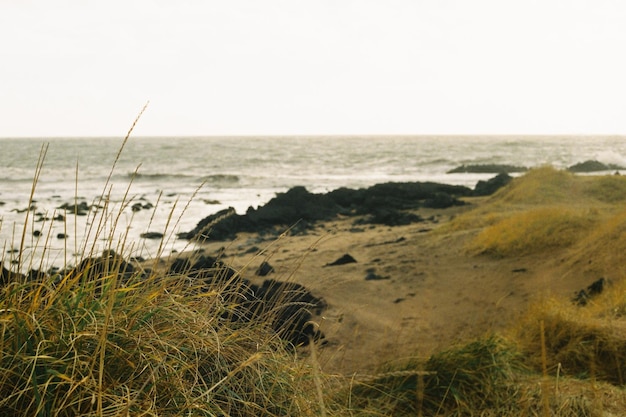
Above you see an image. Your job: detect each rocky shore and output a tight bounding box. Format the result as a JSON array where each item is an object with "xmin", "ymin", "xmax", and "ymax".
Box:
[
  {"xmin": 178, "ymin": 174, "xmax": 511, "ymax": 242},
  {"xmin": 2, "ymin": 168, "xmax": 619, "ymax": 375}
]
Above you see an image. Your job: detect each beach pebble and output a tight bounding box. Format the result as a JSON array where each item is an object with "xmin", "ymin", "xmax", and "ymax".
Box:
[
  {"xmin": 364, "ymin": 268, "xmax": 389, "ymax": 281},
  {"xmin": 255, "ymin": 261, "xmax": 274, "ymax": 276},
  {"xmin": 325, "ymin": 254, "xmax": 357, "ymax": 267},
  {"xmin": 140, "ymin": 232, "xmax": 164, "ymax": 239}
]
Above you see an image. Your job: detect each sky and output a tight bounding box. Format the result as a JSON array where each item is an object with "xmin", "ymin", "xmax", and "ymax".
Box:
[{"xmin": 1, "ymin": 0, "xmax": 626, "ymax": 137}]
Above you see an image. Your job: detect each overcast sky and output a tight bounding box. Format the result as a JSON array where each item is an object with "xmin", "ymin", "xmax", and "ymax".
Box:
[{"xmin": 1, "ymin": 0, "xmax": 625, "ymax": 137}]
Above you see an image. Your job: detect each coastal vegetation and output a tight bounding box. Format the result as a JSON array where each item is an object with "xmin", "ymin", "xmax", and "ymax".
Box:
[{"xmin": 2, "ymin": 127, "xmax": 626, "ymax": 416}]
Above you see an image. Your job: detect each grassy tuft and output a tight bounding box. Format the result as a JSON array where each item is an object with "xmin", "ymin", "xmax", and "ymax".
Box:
[
  {"xmin": 489, "ymin": 166, "xmax": 578, "ymax": 205},
  {"xmin": 514, "ymin": 289, "xmax": 626, "ymax": 387},
  {"xmin": 466, "ymin": 207, "xmax": 595, "ymax": 257},
  {"xmin": 0, "ymin": 113, "xmax": 324, "ymax": 416},
  {"xmin": 340, "ymin": 335, "xmax": 602, "ymax": 416},
  {"xmin": 0, "ymin": 255, "xmax": 321, "ymax": 416}
]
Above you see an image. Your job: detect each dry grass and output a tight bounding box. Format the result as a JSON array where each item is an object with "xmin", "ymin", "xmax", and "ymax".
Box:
[
  {"xmin": 466, "ymin": 206, "xmax": 596, "ymax": 257},
  {"xmin": 5, "ymin": 130, "xmax": 626, "ymax": 416},
  {"xmin": 0, "ymin": 269, "xmax": 319, "ymax": 416},
  {"xmin": 335, "ymin": 335, "xmax": 612, "ymax": 416},
  {"xmin": 513, "ymin": 281, "xmax": 626, "ymax": 386},
  {"xmin": 0, "ymin": 113, "xmax": 324, "ymax": 416}
]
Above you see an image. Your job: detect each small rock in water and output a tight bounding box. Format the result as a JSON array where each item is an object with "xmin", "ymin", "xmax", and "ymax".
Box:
[{"xmin": 140, "ymin": 232, "xmax": 164, "ymax": 239}]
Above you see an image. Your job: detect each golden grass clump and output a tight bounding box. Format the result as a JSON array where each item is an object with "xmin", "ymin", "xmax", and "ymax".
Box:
[
  {"xmin": 0, "ymin": 265, "xmax": 319, "ymax": 416},
  {"xmin": 340, "ymin": 335, "xmax": 601, "ymax": 416},
  {"xmin": 466, "ymin": 207, "xmax": 595, "ymax": 257},
  {"xmin": 581, "ymin": 173, "xmax": 626, "ymax": 203},
  {"xmin": 513, "ymin": 294, "xmax": 626, "ymax": 387},
  {"xmin": 446, "ymin": 168, "xmax": 626, "ymax": 237},
  {"xmin": 493, "ymin": 166, "xmax": 626, "ymax": 206},
  {"xmin": 489, "ymin": 166, "xmax": 578, "ymax": 205},
  {"xmin": 564, "ymin": 208, "xmax": 626, "ymax": 277}
]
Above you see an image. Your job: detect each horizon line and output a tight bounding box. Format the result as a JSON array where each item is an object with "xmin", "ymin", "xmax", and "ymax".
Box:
[{"xmin": 2, "ymin": 133, "xmax": 626, "ymax": 140}]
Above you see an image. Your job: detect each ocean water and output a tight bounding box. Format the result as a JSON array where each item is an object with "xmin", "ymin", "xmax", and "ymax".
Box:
[{"xmin": 1, "ymin": 135, "xmax": 626, "ymax": 268}]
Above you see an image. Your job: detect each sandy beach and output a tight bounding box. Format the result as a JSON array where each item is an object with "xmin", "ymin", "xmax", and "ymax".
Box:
[{"xmin": 186, "ymin": 194, "xmax": 598, "ymax": 376}]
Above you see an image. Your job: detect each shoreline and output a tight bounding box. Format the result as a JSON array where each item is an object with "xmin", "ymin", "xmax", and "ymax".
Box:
[{"xmin": 2, "ymin": 168, "xmax": 623, "ymax": 376}]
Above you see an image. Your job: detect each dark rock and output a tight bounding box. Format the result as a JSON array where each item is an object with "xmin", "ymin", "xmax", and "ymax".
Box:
[
  {"xmin": 473, "ymin": 173, "xmax": 513, "ymax": 196},
  {"xmin": 12, "ymin": 205, "xmax": 36, "ymax": 213},
  {"xmin": 247, "ymin": 186, "xmax": 340, "ymax": 226},
  {"xmin": 335, "ymin": 182, "xmax": 470, "ymax": 213},
  {"xmin": 180, "ymin": 182, "xmax": 472, "ymax": 242},
  {"xmin": 132, "ymin": 202, "xmax": 154, "ymax": 212},
  {"xmin": 33, "ymin": 230, "xmax": 42, "ymax": 237},
  {"xmin": 244, "ymin": 245, "xmax": 260, "ymax": 254},
  {"xmin": 568, "ymin": 160, "xmax": 625, "ymax": 173},
  {"xmin": 246, "ymin": 279, "xmax": 326, "ymax": 346},
  {"xmin": 178, "ymin": 207, "xmax": 243, "ymax": 241},
  {"xmin": 56, "ymin": 233, "xmax": 68, "ymax": 239},
  {"xmin": 171, "ymin": 256, "xmax": 327, "ymax": 346},
  {"xmin": 169, "ymin": 255, "xmax": 237, "ymax": 284},
  {"xmin": 1, "ymin": 264, "xmax": 25, "ymax": 286},
  {"xmin": 68, "ymin": 250, "xmax": 136, "ymax": 284},
  {"xmin": 27, "ymin": 269, "xmax": 48, "ymax": 281},
  {"xmin": 573, "ymin": 277, "xmax": 607, "ymax": 306},
  {"xmin": 325, "ymin": 254, "xmax": 357, "ymax": 267},
  {"xmin": 423, "ymin": 192, "xmax": 464, "ymax": 209},
  {"xmin": 58, "ymin": 201, "xmax": 91, "ymax": 215},
  {"xmin": 447, "ymin": 164, "xmax": 527, "ymax": 174},
  {"xmin": 365, "ymin": 270, "xmax": 388, "ymax": 280},
  {"xmin": 140, "ymin": 232, "xmax": 164, "ymax": 239},
  {"xmin": 356, "ymin": 208, "xmax": 423, "ymax": 226},
  {"xmin": 255, "ymin": 261, "xmax": 274, "ymax": 276}
]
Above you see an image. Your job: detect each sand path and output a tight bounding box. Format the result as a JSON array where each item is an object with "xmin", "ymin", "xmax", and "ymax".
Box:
[{"xmin": 191, "ymin": 200, "xmax": 595, "ymax": 375}]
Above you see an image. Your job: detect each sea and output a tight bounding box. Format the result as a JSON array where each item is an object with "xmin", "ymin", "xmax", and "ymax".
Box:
[{"xmin": 1, "ymin": 135, "xmax": 626, "ymax": 269}]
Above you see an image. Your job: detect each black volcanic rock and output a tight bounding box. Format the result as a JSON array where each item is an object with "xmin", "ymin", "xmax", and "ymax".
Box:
[
  {"xmin": 247, "ymin": 186, "xmax": 340, "ymax": 225},
  {"xmin": 180, "ymin": 182, "xmax": 472, "ymax": 242},
  {"xmin": 447, "ymin": 164, "xmax": 527, "ymax": 174},
  {"xmin": 325, "ymin": 254, "xmax": 357, "ymax": 266},
  {"xmin": 140, "ymin": 232, "xmax": 164, "ymax": 239},
  {"xmin": 473, "ymin": 173, "xmax": 513, "ymax": 196},
  {"xmin": 356, "ymin": 208, "xmax": 423, "ymax": 226},
  {"xmin": 246, "ymin": 279, "xmax": 326, "ymax": 346},
  {"xmin": 335, "ymin": 182, "xmax": 471, "ymax": 213},
  {"xmin": 255, "ymin": 261, "xmax": 275, "ymax": 276},
  {"xmin": 567, "ymin": 160, "xmax": 625, "ymax": 173},
  {"xmin": 70, "ymin": 250, "xmax": 136, "ymax": 282},
  {"xmin": 171, "ymin": 256, "xmax": 326, "ymax": 346},
  {"xmin": 573, "ymin": 277, "xmax": 607, "ymax": 306},
  {"xmin": 178, "ymin": 207, "xmax": 247, "ymax": 241}
]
